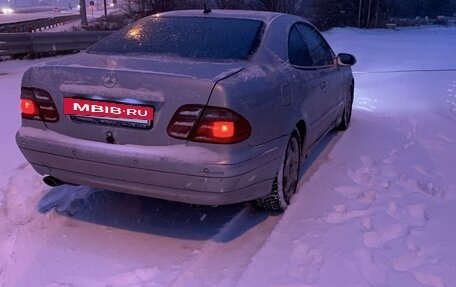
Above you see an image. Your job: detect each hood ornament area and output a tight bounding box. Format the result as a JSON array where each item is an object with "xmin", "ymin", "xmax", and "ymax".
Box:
[{"xmin": 102, "ymin": 72, "xmax": 117, "ymax": 88}]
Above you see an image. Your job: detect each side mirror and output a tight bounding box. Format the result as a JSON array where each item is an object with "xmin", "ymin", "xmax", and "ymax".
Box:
[{"xmin": 337, "ymin": 53, "xmax": 356, "ymax": 66}]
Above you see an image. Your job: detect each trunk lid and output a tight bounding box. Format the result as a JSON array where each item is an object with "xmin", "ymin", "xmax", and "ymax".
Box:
[{"xmin": 27, "ymin": 53, "xmax": 246, "ymax": 146}]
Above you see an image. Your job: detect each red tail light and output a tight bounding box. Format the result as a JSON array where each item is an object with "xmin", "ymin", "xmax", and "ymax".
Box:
[
  {"xmin": 212, "ymin": 121, "xmax": 234, "ymax": 138},
  {"xmin": 20, "ymin": 88, "xmax": 59, "ymax": 122},
  {"xmin": 21, "ymin": 99, "xmax": 39, "ymax": 117},
  {"xmin": 167, "ymin": 105, "xmax": 251, "ymax": 144}
]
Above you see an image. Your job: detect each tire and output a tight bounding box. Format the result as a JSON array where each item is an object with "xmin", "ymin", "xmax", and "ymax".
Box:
[
  {"xmin": 255, "ymin": 132, "xmax": 301, "ymax": 211},
  {"xmin": 337, "ymin": 85, "xmax": 354, "ymax": 131}
]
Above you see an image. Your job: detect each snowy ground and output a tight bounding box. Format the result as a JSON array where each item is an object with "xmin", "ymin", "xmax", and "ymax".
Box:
[{"xmin": 1, "ymin": 26, "xmax": 456, "ymax": 287}]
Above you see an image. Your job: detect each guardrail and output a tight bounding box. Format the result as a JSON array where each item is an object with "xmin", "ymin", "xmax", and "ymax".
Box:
[
  {"xmin": 0, "ymin": 31, "xmax": 113, "ymax": 57},
  {"xmin": 0, "ymin": 15, "xmax": 81, "ymax": 33}
]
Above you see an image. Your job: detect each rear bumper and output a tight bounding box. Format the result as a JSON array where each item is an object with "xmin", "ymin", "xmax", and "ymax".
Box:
[{"xmin": 16, "ymin": 127, "xmax": 287, "ymax": 205}]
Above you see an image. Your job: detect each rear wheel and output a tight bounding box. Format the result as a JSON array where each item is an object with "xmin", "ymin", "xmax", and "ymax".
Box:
[
  {"xmin": 255, "ymin": 132, "xmax": 300, "ymax": 211},
  {"xmin": 337, "ymin": 86, "xmax": 354, "ymax": 131}
]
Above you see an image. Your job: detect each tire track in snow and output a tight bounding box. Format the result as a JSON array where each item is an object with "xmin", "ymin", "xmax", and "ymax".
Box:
[
  {"xmin": 354, "ymin": 68, "xmax": 456, "ymax": 74},
  {"xmin": 97, "ymin": 205, "xmax": 281, "ymax": 287},
  {"xmin": 166, "ymin": 206, "xmax": 282, "ymax": 287}
]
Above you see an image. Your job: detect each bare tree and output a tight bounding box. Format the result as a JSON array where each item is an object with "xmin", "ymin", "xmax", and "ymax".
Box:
[
  {"xmin": 120, "ymin": 0, "xmax": 203, "ymax": 19},
  {"xmin": 363, "ymin": 0, "xmax": 389, "ymax": 28},
  {"xmin": 215, "ymin": 0, "xmax": 245, "ymax": 9},
  {"xmin": 357, "ymin": 0, "xmax": 363, "ymax": 27},
  {"xmin": 252, "ymin": 0, "xmax": 300, "ymax": 13},
  {"xmin": 374, "ymin": 0, "xmax": 380, "ymax": 27},
  {"xmin": 366, "ymin": 0, "xmax": 373, "ymax": 27}
]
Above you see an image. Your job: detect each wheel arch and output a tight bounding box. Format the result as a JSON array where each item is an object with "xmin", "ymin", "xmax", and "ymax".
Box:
[{"xmin": 295, "ymin": 119, "xmax": 306, "ymax": 155}]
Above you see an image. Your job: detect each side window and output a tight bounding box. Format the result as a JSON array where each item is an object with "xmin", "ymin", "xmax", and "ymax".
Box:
[
  {"xmin": 287, "ymin": 25, "xmax": 312, "ymax": 67},
  {"xmin": 297, "ymin": 24, "xmax": 334, "ymax": 66}
]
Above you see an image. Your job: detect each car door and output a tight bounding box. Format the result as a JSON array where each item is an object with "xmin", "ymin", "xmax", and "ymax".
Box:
[
  {"xmin": 297, "ymin": 24, "xmax": 343, "ymax": 132},
  {"xmin": 284, "ymin": 24, "xmax": 325, "ymax": 149}
]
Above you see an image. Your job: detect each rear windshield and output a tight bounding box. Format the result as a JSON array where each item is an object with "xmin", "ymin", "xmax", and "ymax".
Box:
[{"xmin": 87, "ymin": 16, "xmax": 264, "ymax": 62}]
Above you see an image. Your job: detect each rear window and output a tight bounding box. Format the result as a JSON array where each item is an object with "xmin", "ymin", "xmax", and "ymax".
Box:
[{"xmin": 87, "ymin": 16, "xmax": 264, "ymax": 62}]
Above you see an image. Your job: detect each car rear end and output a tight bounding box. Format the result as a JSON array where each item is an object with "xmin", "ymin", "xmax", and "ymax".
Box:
[{"xmin": 16, "ymin": 12, "xmax": 286, "ymax": 205}]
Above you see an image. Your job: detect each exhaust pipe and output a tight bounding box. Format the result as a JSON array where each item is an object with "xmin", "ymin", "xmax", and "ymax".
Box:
[{"xmin": 43, "ymin": 175, "xmax": 65, "ymax": 187}]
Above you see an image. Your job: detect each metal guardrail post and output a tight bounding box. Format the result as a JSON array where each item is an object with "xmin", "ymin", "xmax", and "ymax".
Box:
[{"xmin": 0, "ymin": 33, "xmax": 33, "ymax": 56}]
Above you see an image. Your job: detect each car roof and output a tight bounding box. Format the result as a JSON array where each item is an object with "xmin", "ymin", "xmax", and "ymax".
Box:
[{"xmin": 155, "ymin": 9, "xmax": 296, "ymax": 24}]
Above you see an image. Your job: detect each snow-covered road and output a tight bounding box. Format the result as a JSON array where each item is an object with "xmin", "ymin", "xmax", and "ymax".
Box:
[
  {"xmin": 0, "ymin": 10, "xmax": 79, "ymax": 25},
  {"xmin": 1, "ymin": 26, "xmax": 456, "ymax": 287}
]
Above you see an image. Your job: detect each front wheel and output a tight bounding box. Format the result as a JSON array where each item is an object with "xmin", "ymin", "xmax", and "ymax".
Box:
[
  {"xmin": 337, "ymin": 86, "xmax": 354, "ymax": 131},
  {"xmin": 255, "ymin": 132, "xmax": 300, "ymax": 211}
]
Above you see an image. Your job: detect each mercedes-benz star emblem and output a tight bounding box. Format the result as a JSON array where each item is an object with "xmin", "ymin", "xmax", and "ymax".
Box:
[{"xmin": 102, "ymin": 72, "xmax": 117, "ymax": 88}]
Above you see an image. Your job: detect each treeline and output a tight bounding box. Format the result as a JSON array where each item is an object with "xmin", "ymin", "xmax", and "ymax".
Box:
[
  {"xmin": 311, "ymin": 0, "xmax": 456, "ymax": 29},
  {"xmin": 124, "ymin": 0, "xmax": 456, "ymax": 29}
]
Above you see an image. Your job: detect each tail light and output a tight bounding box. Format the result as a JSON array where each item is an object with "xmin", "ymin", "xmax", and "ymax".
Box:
[
  {"xmin": 167, "ymin": 105, "xmax": 251, "ymax": 144},
  {"xmin": 20, "ymin": 88, "xmax": 59, "ymax": 122}
]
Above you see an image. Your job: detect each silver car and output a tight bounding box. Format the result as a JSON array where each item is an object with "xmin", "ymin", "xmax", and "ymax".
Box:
[{"xmin": 16, "ymin": 9, "xmax": 356, "ymax": 211}]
